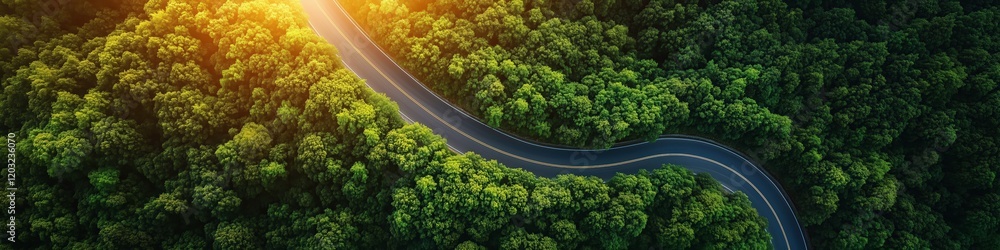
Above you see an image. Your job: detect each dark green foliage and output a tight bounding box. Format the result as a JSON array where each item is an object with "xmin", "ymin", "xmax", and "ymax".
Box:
[
  {"xmin": 1, "ymin": 0, "xmax": 769, "ymax": 248},
  {"xmin": 343, "ymin": 0, "xmax": 1000, "ymax": 248}
]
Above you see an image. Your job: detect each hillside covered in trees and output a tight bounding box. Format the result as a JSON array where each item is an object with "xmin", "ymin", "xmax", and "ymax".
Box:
[
  {"xmin": 341, "ymin": 0, "xmax": 1000, "ymax": 249},
  {"xmin": 0, "ymin": 0, "xmax": 770, "ymax": 248}
]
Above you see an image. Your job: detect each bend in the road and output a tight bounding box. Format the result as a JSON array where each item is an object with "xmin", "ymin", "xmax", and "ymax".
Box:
[{"xmin": 301, "ymin": 0, "xmax": 809, "ymax": 249}]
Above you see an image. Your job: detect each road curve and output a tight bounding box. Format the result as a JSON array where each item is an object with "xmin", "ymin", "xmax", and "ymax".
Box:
[{"xmin": 301, "ymin": 0, "xmax": 808, "ymax": 249}]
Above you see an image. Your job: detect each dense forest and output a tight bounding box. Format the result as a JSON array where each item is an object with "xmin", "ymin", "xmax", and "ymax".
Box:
[
  {"xmin": 0, "ymin": 0, "xmax": 770, "ymax": 248},
  {"xmin": 341, "ymin": 0, "xmax": 1000, "ymax": 249}
]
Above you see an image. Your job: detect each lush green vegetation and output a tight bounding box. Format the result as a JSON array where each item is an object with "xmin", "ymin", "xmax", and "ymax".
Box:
[
  {"xmin": 0, "ymin": 0, "xmax": 769, "ymax": 248},
  {"xmin": 342, "ymin": 0, "xmax": 1000, "ymax": 248}
]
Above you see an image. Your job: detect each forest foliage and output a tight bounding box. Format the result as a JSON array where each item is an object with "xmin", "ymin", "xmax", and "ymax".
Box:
[
  {"xmin": 0, "ymin": 0, "xmax": 769, "ymax": 248},
  {"xmin": 341, "ymin": 0, "xmax": 1000, "ymax": 249}
]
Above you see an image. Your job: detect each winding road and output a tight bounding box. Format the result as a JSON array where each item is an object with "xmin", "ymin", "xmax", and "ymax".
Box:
[{"xmin": 301, "ymin": 0, "xmax": 808, "ymax": 249}]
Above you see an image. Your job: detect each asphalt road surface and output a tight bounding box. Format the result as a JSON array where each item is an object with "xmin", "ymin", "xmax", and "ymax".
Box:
[{"xmin": 301, "ymin": 0, "xmax": 808, "ymax": 249}]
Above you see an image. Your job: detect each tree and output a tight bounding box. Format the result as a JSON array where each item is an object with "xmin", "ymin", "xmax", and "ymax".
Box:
[{"xmin": 213, "ymin": 221, "xmax": 257, "ymax": 250}]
